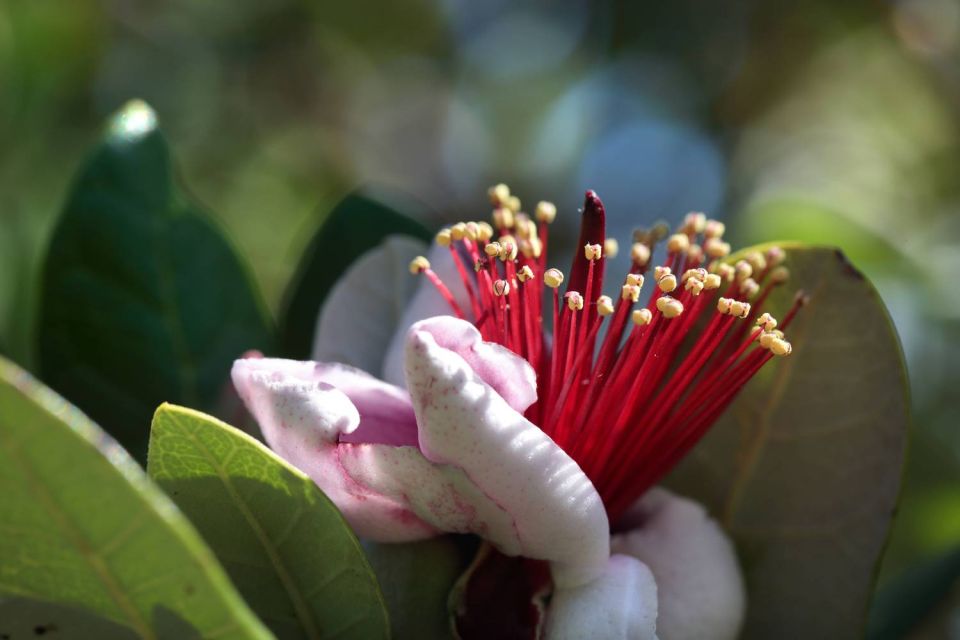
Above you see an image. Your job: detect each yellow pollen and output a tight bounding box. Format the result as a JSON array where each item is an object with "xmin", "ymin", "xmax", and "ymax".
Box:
[
  {"xmin": 734, "ymin": 260, "xmax": 753, "ymax": 282},
  {"xmin": 631, "ymin": 243, "xmax": 651, "ymax": 266},
  {"xmin": 518, "ymin": 265, "xmax": 535, "ymax": 282},
  {"xmin": 535, "ymin": 201, "xmax": 557, "ymax": 223},
  {"xmin": 621, "ymin": 284, "xmax": 641, "ymax": 302},
  {"xmin": 770, "ymin": 337, "xmax": 792, "ymax": 356},
  {"xmin": 632, "ymin": 308, "xmax": 653, "ymax": 325},
  {"xmin": 756, "ymin": 312, "xmax": 778, "ymax": 331},
  {"xmin": 493, "ymin": 279, "xmax": 511, "ymax": 297},
  {"xmin": 464, "ymin": 221, "xmax": 480, "ymax": 241},
  {"xmin": 451, "ymin": 222, "xmax": 467, "ymax": 241},
  {"xmin": 484, "ymin": 242, "xmax": 501, "ymax": 257},
  {"xmin": 604, "ymin": 238, "xmax": 619, "ymax": 259},
  {"xmin": 436, "ymin": 228, "xmax": 452, "ymax": 247},
  {"xmin": 544, "ymin": 268, "xmax": 565, "ymax": 289},
  {"xmin": 584, "ymin": 243, "xmax": 603, "ymax": 261},
  {"xmin": 703, "ymin": 273, "xmax": 722, "ymax": 289},
  {"xmin": 477, "ymin": 221, "xmax": 495, "ymax": 242},
  {"xmin": 597, "ymin": 295, "xmax": 615, "ymax": 316},
  {"xmin": 656, "ymin": 295, "xmax": 684, "ymax": 318},
  {"xmin": 685, "ymin": 278, "xmax": 705, "ymax": 296},
  {"xmin": 704, "ymin": 219, "xmax": 726, "ymax": 239},
  {"xmin": 667, "ymin": 233, "xmax": 690, "ymax": 253},
  {"xmin": 745, "ymin": 251, "xmax": 766, "ymax": 272},
  {"xmin": 566, "ymin": 291, "xmax": 584, "ymax": 311},
  {"xmin": 705, "ymin": 238, "xmax": 731, "ymax": 259},
  {"xmin": 499, "ymin": 240, "xmax": 519, "ymax": 261},
  {"xmin": 654, "ymin": 265, "xmax": 672, "ymax": 280},
  {"xmin": 409, "ymin": 256, "xmax": 430, "ymax": 274},
  {"xmin": 658, "ymin": 273, "xmax": 678, "ymax": 293},
  {"xmin": 507, "ymin": 195, "xmax": 521, "ymax": 214},
  {"xmin": 625, "ymin": 273, "xmax": 644, "ymax": 287},
  {"xmin": 488, "ymin": 183, "xmax": 511, "ymax": 207},
  {"xmin": 715, "ymin": 263, "xmax": 735, "ymax": 281},
  {"xmin": 717, "ymin": 297, "xmax": 733, "ymax": 314},
  {"xmin": 687, "ymin": 245, "xmax": 704, "ymax": 263},
  {"xmin": 683, "ymin": 211, "xmax": 707, "ymax": 234},
  {"xmin": 521, "ymin": 237, "xmax": 542, "ymax": 259},
  {"xmin": 493, "ymin": 207, "xmax": 515, "ymax": 230},
  {"xmin": 729, "ymin": 300, "xmax": 751, "ymax": 319},
  {"xmin": 682, "ymin": 268, "xmax": 707, "ymax": 283}
]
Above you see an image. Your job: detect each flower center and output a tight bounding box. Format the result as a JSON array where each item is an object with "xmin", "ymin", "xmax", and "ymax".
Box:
[{"xmin": 410, "ymin": 185, "xmax": 804, "ymax": 521}]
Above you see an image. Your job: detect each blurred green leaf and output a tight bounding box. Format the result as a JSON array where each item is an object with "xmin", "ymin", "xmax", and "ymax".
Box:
[
  {"xmin": 147, "ymin": 404, "xmax": 389, "ymax": 640},
  {"xmin": 0, "ymin": 356, "xmax": 271, "ymax": 640},
  {"xmin": 867, "ymin": 546, "xmax": 960, "ymax": 640},
  {"xmin": 278, "ymin": 188, "xmax": 432, "ymax": 358},
  {"xmin": 668, "ymin": 245, "xmax": 909, "ymax": 639},
  {"xmin": 363, "ymin": 538, "xmax": 471, "ymax": 639},
  {"xmin": 38, "ymin": 100, "xmax": 273, "ymax": 461}
]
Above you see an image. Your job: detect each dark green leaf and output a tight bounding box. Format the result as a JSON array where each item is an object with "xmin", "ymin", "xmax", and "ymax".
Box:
[
  {"xmin": 0, "ymin": 356, "xmax": 271, "ymax": 640},
  {"xmin": 147, "ymin": 403, "xmax": 390, "ymax": 640},
  {"xmin": 38, "ymin": 100, "xmax": 273, "ymax": 460},
  {"xmin": 668, "ymin": 245, "xmax": 909, "ymax": 639},
  {"xmin": 278, "ymin": 188, "xmax": 432, "ymax": 358}
]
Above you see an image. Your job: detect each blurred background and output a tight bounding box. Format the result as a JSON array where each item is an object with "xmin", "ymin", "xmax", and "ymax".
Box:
[{"xmin": 1, "ymin": 0, "xmax": 959, "ymax": 634}]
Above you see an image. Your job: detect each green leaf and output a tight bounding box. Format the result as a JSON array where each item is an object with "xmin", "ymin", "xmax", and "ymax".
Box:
[
  {"xmin": 278, "ymin": 188, "xmax": 432, "ymax": 358},
  {"xmin": 0, "ymin": 356, "xmax": 271, "ymax": 640},
  {"xmin": 147, "ymin": 403, "xmax": 390, "ymax": 640},
  {"xmin": 667, "ymin": 245, "xmax": 909, "ymax": 639},
  {"xmin": 38, "ymin": 100, "xmax": 273, "ymax": 461}
]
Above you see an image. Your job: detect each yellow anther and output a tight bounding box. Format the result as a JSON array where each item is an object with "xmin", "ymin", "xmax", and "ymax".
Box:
[
  {"xmin": 566, "ymin": 291, "xmax": 584, "ymax": 311},
  {"xmin": 621, "ymin": 284, "xmax": 642, "ymax": 302},
  {"xmin": 766, "ymin": 246, "xmax": 786, "ymax": 267},
  {"xmin": 493, "ymin": 207, "xmax": 515, "ymax": 230},
  {"xmin": 656, "ymin": 295, "xmax": 684, "ymax": 318},
  {"xmin": 604, "ymin": 238, "xmax": 619, "ymax": 259},
  {"xmin": 464, "ymin": 221, "xmax": 480, "ymax": 242},
  {"xmin": 484, "ymin": 242, "xmax": 502, "ymax": 257},
  {"xmin": 632, "ymin": 308, "xmax": 653, "ymax": 326},
  {"xmin": 584, "ymin": 243, "xmax": 603, "ymax": 261},
  {"xmin": 477, "ymin": 221, "xmax": 495, "ymax": 242},
  {"xmin": 729, "ymin": 300, "xmax": 751, "ymax": 319},
  {"xmin": 705, "ymin": 237, "xmax": 731, "ymax": 259},
  {"xmin": 704, "ymin": 220, "xmax": 725, "ymax": 239},
  {"xmin": 759, "ymin": 331, "xmax": 776, "ymax": 349},
  {"xmin": 658, "ymin": 273, "xmax": 678, "ymax": 293},
  {"xmin": 654, "ymin": 265, "xmax": 672, "ymax": 280},
  {"xmin": 507, "ymin": 195, "xmax": 521, "ymax": 214},
  {"xmin": 770, "ymin": 337, "xmax": 792, "ymax": 356},
  {"xmin": 683, "ymin": 212, "xmax": 707, "ymax": 234},
  {"xmin": 703, "ymin": 273, "xmax": 722, "ymax": 290},
  {"xmin": 436, "ymin": 228, "xmax": 453, "ymax": 247},
  {"xmin": 535, "ymin": 201, "xmax": 557, "ymax": 224},
  {"xmin": 518, "ymin": 265, "xmax": 535, "ymax": 283},
  {"xmin": 667, "ymin": 233, "xmax": 690, "ymax": 253},
  {"xmin": 715, "ymin": 263, "xmax": 735, "ymax": 281},
  {"xmin": 597, "ymin": 295, "xmax": 615, "ymax": 317},
  {"xmin": 740, "ymin": 278, "xmax": 759, "ymax": 298},
  {"xmin": 544, "ymin": 268, "xmax": 565, "ymax": 289},
  {"xmin": 770, "ymin": 266, "xmax": 790, "ymax": 284},
  {"xmin": 488, "ymin": 183, "xmax": 511, "ymax": 206},
  {"xmin": 687, "ymin": 244, "xmax": 704, "ymax": 264},
  {"xmin": 685, "ymin": 277, "xmax": 705, "ymax": 296},
  {"xmin": 682, "ymin": 268, "xmax": 707, "ymax": 283},
  {"xmin": 451, "ymin": 222, "xmax": 467, "ymax": 241},
  {"xmin": 625, "ymin": 273, "xmax": 644, "ymax": 287},
  {"xmin": 493, "ymin": 279, "xmax": 511, "ymax": 297},
  {"xmin": 499, "ymin": 240, "xmax": 519, "ymax": 261},
  {"xmin": 631, "ymin": 243, "xmax": 651, "ymax": 266},
  {"xmin": 520, "ymin": 237, "xmax": 542, "ymax": 259},
  {"xmin": 717, "ymin": 297, "xmax": 733, "ymax": 315},
  {"xmin": 756, "ymin": 312, "xmax": 777, "ymax": 331},
  {"xmin": 745, "ymin": 251, "xmax": 766, "ymax": 273},
  {"xmin": 734, "ymin": 260, "xmax": 753, "ymax": 282},
  {"xmin": 409, "ymin": 256, "xmax": 431, "ymax": 275}
]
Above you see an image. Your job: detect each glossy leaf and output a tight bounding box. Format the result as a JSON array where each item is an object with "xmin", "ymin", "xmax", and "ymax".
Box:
[
  {"xmin": 278, "ymin": 188, "xmax": 432, "ymax": 358},
  {"xmin": 668, "ymin": 245, "xmax": 910, "ymax": 639},
  {"xmin": 0, "ymin": 356, "xmax": 271, "ymax": 640},
  {"xmin": 38, "ymin": 100, "xmax": 273, "ymax": 460},
  {"xmin": 147, "ymin": 404, "xmax": 390, "ymax": 640}
]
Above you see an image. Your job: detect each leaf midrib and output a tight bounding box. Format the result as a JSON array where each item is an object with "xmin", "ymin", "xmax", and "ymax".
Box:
[{"xmin": 167, "ymin": 413, "xmax": 322, "ymax": 639}]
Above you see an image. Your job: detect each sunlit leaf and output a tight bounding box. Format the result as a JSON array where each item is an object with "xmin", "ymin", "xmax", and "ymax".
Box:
[
  {"xmin": 38, "ymin": 100, "xmax": 273, "ymax": 460},
  {"xmin": 0, "ymin": 356, "xmax": 271, "ymax": 640},
  {"xmin": 278, "ymin": 188, "xmax": 432, "ymax": 358},
  {"xmin": 148, "ymin": 404, "xmax": 389, "ymax": 640},
  {"xmin": 668, "ymin": 244, "xmax": 909, "ymax": 639}
]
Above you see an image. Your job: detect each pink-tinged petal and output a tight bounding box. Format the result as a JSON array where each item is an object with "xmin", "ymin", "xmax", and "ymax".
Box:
[
  {"xmin": 382, "ymin": 243, "xmax": 472, "ymax": 386},
  {"xmin": 312, "ymin": 235, "xmax": 426, "ymax": 376},
  {"xmin": 611, "ymin": 488, "xmax": 745, "ymax": 640},
  {"xmin": 545, "ymin": 555, "xmax": 658, "ymax": 640},
  {"xmin": 312, "ymin": 362, "xmax": 418, "ymax": 447},
  {"xmin": 404, "ymin": 318, "xmax": 609, "ymax": 588},
  {"xmin": 231, "ymin": 357, "xmax": 436, "ymax": 542}
]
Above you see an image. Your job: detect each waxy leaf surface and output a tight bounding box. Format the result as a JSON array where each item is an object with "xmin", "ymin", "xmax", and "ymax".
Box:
[
  {"xmin": 148, "ymin": 404, "xmax": 389, "ymax": 640},
  {"xmin": 0, "ymin": 356, "xmax": 270, "ymax": 640},
  {"xmin": 668, "ymin": 245, "xmax": 909, "ymax": 639}
]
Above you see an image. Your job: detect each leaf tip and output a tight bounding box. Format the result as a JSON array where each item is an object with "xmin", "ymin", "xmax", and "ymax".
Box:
[{"xmin": 108, "ymin": 99, "xmax": 158, "ymax": 142}]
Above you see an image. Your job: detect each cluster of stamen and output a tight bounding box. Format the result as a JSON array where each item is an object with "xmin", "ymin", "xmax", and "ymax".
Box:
[{"xmin": 410, "ymin": 184, "xmax": 805, "ymax": 521}]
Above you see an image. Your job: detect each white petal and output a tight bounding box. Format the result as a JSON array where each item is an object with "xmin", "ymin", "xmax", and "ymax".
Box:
[
  {"xmin": 611, "ymin": 488, "xmax": 745, "ymax": 640},
  {"xmin": 312, "ymin": 235, "xmax": 426, "ymax": 375},
  {"xmin": 546, "ymin": 555, "xmax": 659, "ymax": 640},
  {"xmin": 231, "ymin": 357, "xmax": 437, "ymax": 541},
  {"xmin": 404, "ymin": 317, "xmax": 609, "ymax": 588},
  {"xmin": 382, "ymin": 243, "xmax": 472, "ymax": 386}
]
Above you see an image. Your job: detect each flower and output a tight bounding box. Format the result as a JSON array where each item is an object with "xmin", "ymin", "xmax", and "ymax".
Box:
[{"xmin": 232, "ymin": 186, "xmax": 802, "ymax": 639}]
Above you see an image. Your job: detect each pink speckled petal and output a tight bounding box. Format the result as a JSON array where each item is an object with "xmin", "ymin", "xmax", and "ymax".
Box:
[
  {"xmin": 404, "ymin": 318, "xmax": 609, "ymax": 588},
  {"xmin": 545, "ymin": 555, "xmax": 659, "ymax": 640},
  {"xmin": 382, "ymin": 243, "xmax": 473, "ymax": 386},
  {"xmin": 312, "ymin": 235, "xmax": 427, "ymax": 376},
  {"xmin": 611, "ymin": 488, "xmax": 745, "ymax": 640},
  {"xmin": 231, "ymin": 357, "xmax": 436, "ymax": 541}
]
